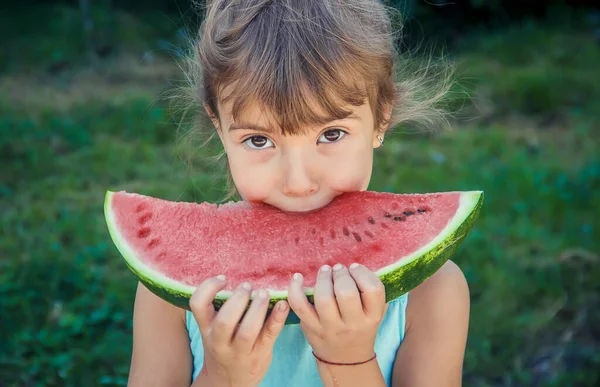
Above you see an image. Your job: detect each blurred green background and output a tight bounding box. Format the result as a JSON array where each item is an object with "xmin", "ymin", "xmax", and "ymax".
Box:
[{"xmin": 1, "ymin": 0, "xmax": 599, "ymax": 386}]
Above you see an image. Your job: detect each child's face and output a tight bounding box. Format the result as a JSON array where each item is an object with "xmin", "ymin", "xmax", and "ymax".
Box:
[{"xmin": 213, "ymin": 98, "xmax": 384, "ymax": 213}]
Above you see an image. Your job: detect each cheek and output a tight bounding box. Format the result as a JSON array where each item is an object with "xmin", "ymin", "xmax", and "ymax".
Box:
[
  {"xmin": 323, "ymin": 145, "xmax": 373, "ymax": 191},
  {"xmin": 228, "ymin": 158, "xmax": 273, "ymax": 200},
  {"xmin": 332, "ymin": 163, "xmax": 372, "ymax": 191}
]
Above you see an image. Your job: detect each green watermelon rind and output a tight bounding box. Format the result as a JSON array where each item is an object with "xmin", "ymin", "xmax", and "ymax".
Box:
[
  {"xmin": 105, "ymin": 191, "xmax": 209, "ymax": 309},
  {"xmin": 104, "ymin": 190, "xmax": 483, "ymax": 324},
  {"xmin": 377, "ymin": 190, "xmax": 483, "ymax": 301}
]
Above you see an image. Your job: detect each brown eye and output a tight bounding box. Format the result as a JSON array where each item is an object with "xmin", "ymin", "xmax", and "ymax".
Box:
[
  {"xmin": 319, "ymin": 129, "xmax": 346, "ymax": 143},
  {"xmin": 244, "ymin": 135, "xmax": 273, "ymax": 149},
  {"xmin": 251, "ymin": 136, "xmax": 267, "ymax": 147}
]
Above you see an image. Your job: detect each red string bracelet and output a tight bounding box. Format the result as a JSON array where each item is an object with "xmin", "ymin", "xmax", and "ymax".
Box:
[{"xmin": 312, "ymin": 351, "xmax": 377, "ymax": 366}]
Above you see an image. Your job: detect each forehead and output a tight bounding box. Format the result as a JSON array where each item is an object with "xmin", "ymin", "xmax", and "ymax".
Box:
[
  {"xmin": 217, "ymin": 89, "xmax": 372, "ymax": 134},
  {"xmin": 215, "ymin": 80, "xmax": 372, "ymax": 135}
]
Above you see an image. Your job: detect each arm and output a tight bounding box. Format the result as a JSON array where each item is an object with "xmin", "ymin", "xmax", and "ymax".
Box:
[
  {"xmin": 287, "ymin": 264, "xmax": 388, "ymax": 387},
  {"xmin": 128, "ymin": 278, "xmax": 289, "ymax": 387},
  {"xmin": 392, "ymin": 260, "xmax": 470, "ymax": 387},
  {"xmin": 127, "ymin": 282, "xmax": 193, "ymax": 387}
]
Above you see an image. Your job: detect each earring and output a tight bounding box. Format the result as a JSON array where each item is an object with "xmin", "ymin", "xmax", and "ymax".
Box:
[{"xmin": 377, "ymin": 135, "xmax": 384, "ymax": 147}]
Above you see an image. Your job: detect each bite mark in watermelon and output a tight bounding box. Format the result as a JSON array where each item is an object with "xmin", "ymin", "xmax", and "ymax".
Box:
[{"xmin": 104, "ymin": 190, "xmax": 483, "ymax": 323}]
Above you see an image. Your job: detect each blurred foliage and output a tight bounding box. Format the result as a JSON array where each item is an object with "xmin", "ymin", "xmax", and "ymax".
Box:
[
  {"xmin": 455, "ymin": 20, "xmax": 600, "ymax": 122},
  {"xmin": 1, "ymin": 1, "xmax": 599, "ymax": 386}
]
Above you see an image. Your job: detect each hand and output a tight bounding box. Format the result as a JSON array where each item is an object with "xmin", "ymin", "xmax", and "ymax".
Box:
[
  {"xmin": 287, "ymin": 263, "xmax": 387, "ymax": 365},
  {"xmin": 189, "ymin": 276, "xmax": 290, "ymax": 387}
]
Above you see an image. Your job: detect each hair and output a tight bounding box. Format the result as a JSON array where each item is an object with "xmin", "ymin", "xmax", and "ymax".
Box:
[{"xmin": 172, "ymin": 0, "xmax": 456, "ymax": 199}]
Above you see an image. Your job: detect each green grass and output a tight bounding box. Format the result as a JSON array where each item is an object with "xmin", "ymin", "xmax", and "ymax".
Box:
[
  {"xmin": 1, "ymin": 5, "xmax": 599, "ymax": 387},
  {"xmin": 454, "ymin": 19, "xmax": 600, "ymax": 122},
  {"xmin": 0, "ymin": 3, "xmax": 187, "ymax": 74}
]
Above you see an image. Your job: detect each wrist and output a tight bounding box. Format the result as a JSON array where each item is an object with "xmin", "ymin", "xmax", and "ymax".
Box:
[
  {"xmin": 312, "ymin": 350, "xmax": 377, "ymax": 366},
  {"xmin": 315, "ymin": 354, "xmax": 386, "ymax": 387},
  {"xmin": 312, "ymin": 345, "xmax": 376, "ymax": 365}
]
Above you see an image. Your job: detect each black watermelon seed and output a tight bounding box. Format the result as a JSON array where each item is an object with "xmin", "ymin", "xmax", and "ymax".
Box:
[
  {"xmin": 394, "ymin": 216, "xmax": 405, "ymax": 221},
  {"xmin": 352, "ymin": 232, "xmax": 362, "ymax": 242},
  {"xmin": 138, "ymin": 227, "xmax": 151, "ymax": 238},
  {"xmin": 368, "ymin": 217, "xmax": 375, "ymax": 224},
  {"xmin": 403, "ymin": 211, "xmax": 414, "ymax": 216},
  {"xmin": 138, "ymin": 212, "xmax": 152, "ymax": 225},
  {"xmin": 385, "ymin": 213, "xmax": 392, "ymax": 218},
  {"xmin": 417, "ymin": 209, "xmax": 427, "ymax": 213},
  {"xmin": 147, "ymin": 238, "xmax": 160, "ymax": 249},
  {"xmin": 343, "ymin": 227, "xmax": 350, "ymax": 236}
]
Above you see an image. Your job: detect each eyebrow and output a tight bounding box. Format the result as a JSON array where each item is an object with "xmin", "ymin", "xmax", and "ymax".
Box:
[
  {"xmin": 228, "ymin": 114, "xmax": 362, "ymax": 133},
  {"xmin": 228, "ymin": 122, "xmax": 275, "ymax": 133}
]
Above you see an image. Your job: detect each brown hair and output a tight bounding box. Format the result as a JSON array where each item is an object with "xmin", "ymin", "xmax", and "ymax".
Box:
[{"xmin": 173, "ymin": 0, "xmax": 454, "ymax": 198}]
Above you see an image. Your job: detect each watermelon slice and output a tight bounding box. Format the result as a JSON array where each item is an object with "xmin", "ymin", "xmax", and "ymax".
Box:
[{"xmin": 104, "ymin": 190, "xmax": 482, "ymax": 322}]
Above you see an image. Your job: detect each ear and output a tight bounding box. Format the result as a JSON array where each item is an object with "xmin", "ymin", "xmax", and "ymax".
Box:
[
  {"xmin": 372, "ymin": 132, "xmax": 385, "ymax": 148},
  {"xmin": 203, "ymin": 102, "xmax": 221, "ymax": 130},
  {"xmin": 203, "ymin": 102, "xmax": 225, "ymax": 145},
  {"xmin": 372, "ymin": 103, "xmax": 392, "ymax": 148}
]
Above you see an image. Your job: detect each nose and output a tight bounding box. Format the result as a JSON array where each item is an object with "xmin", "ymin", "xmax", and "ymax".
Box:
[{"xmin": 281, "ymin": 152, "xmax": 319, "ymax": 197}]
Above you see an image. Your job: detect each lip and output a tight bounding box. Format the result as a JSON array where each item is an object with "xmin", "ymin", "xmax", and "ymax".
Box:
[
  {"xmin": 266, "ymin": 198, "xmax": 335, "ymax": 214},
  {"xmin": 281, "ymin": 206, "xmax": 326, "ymax": 214},
  {"xmin": 248, "ymin": 190, "xmax": 358, "ymax": 214}
]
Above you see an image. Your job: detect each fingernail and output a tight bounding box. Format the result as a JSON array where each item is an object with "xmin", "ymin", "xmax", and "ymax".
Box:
[
  {"xmin": 258, "ymin": 289, "xmax": 268, "ymax": 299},
  {"xmin": 216, "ymin": 274, "xmax": 226, "ymax": 281},
  {"xmin": 241, "ymin": 282, "xmax": 251, "ymax": 291},
  {"xmin": 278, "ymin": 301, "xmax": 289, "ymax": 311},
  {"xmin": 320, "ymin": 265, "xmax": 331, "ymax": 272},
  {"xmin": 333, "ymin": 263, "xmax": 343, "ymax": 271},
  {"xmin": 293, "ymin": 273, "xmax": 303, "ymax": 281},
  {"xmin": 349, "ymin": 263, "xmax": 360, "ymax": 270}
]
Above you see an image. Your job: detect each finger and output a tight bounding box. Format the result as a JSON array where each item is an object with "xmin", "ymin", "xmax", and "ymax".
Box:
[
  {"xmin": 313, "ymin": 265, "xmax": 341, "ymax": 326},
  {"xmin": 189, "ymin": 275, "xmax": 228, "ymax": 333},
  {"xmin": 332, "ymin": 264, "xmax": 364, "ymax": 322},
  {"xmin": 257, "ymin": 300, "xmax": 290, "ymax": 349},
  {"xmin": 233, "ymin": 289, "xmax": 270, "ymax": 351},
  {"xmin": 211, "ymin": 282, "xmax": 252, "ymax": 344},
  {"xmin": 287, "ymin": 273, "xmax": 319, "ymax": 329},
  {"xmin": 349, "ymin": 263, "xmax": 386, "ymax": 317}
]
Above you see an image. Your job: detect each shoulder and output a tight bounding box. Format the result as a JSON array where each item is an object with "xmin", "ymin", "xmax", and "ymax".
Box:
[
  {"xmin": 405, "ymin": 259, "xmax": 470, "ymax": 331},
  {"xmin": 128, "ymin": 283, "xmax": 192, "ymax": 386},
  {"xmin": 391, "ymin": 260, "xmax": 469, "ymax": 387}
]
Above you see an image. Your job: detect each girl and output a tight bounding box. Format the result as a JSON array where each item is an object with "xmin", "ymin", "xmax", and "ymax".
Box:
[{"xmin": 128, "ymin": 1, "xmax": 470, "ymax": 386}]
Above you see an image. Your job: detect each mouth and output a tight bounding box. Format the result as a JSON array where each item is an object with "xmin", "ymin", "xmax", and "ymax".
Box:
[
  {"xmin": 252, "ymin": 197, "xmax": 336, "ymax": 214},
  {"xmin": 281, "ymin": 205, "xmax": 327, "ymax": 214}
]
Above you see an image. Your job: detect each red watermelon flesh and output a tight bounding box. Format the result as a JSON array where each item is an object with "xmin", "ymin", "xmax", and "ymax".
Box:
[{"xmin": 106, "ymin": 190, "xmax": 482, "ymax": 299}]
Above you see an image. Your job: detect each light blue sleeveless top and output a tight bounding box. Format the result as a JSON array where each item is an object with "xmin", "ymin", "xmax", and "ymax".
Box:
[{"xmin": 185, "ymin": 293, "xmax": 408, "ymax": 386}]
